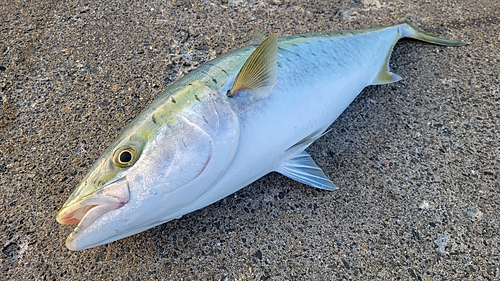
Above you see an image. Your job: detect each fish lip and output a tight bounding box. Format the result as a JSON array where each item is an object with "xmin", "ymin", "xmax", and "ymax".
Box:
[{"xmin": 56, "ymin": 178, "xmax": 130, "ymax": 233}]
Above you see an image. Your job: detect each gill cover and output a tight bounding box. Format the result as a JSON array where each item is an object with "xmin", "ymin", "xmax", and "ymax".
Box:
[{"xmin": 58, "ymin": 81, "xmax": 241, "ymax": 250}]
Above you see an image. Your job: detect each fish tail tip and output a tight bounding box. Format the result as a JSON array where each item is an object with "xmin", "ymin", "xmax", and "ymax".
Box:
[{"xmin": 397, "ymin": 16, "xmax": 469, "ymax": 46}]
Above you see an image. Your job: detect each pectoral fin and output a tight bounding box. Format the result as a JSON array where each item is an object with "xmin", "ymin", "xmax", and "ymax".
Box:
[
  {"xmin": 228, "ymin": 34, "xmax": 278, "ymax": 98},
  {"xmin": 277, "ymin": 151, "xmax": 338, "ymax": 190}
]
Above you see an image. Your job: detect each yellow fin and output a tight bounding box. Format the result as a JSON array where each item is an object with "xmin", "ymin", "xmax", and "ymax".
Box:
[
  {"xmin": 228, "ymin": 34, "xmax": 278, "ymax": 98},
  {"xmin": 398, "ymin": 17, "xmax": 468, "ymax": 46},
  {"xmin": 373, "ymin": 70, "xmax": 402, "ymax": 85},
  {"xmin": 372, "ymin": 62, "xmax": 402, "ymax": 85},
  {"xmin": 371, "ymin": 29, "xmax": 402, "ymax": 86}
]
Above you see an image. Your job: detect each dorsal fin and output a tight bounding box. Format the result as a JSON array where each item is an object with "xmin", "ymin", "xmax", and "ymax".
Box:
[{"xmin": 227, "ymin": 34, "xmax": 278, "ymax": 98}]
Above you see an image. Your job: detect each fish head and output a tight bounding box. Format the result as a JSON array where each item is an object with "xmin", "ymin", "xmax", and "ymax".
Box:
[{"xmin": 57, "ymin": 82, "xmax": 240, "ymax": 250}]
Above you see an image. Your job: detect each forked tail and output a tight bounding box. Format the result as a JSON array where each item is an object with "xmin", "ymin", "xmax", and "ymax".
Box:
[{"xmin": 370, "ymin": 17, "xmax": 466, "ymax": 86}]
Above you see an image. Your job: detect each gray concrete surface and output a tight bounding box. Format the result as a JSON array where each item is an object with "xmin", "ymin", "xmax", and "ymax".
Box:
[{"xmin": 1, "ymin": 0, "xmax": 499, "ymax": 280}]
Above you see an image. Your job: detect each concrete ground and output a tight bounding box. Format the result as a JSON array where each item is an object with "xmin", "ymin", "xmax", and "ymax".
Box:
[{"xmin": 1, "ymin": 0, "xmax": 499, "ymax": 280}]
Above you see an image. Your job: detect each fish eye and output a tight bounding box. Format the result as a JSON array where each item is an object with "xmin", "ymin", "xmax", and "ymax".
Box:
[
  {"xmin": 113, "ymin": 145, "xmax": 138, "ymax": 168},
  {"xmin": 119, "ymin": 151, "xmax": 132, "ymax": 163}
]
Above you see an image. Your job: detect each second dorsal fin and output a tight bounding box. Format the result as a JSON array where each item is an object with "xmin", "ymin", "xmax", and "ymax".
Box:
[{"xmin": 227, "ymin": 34, "xmax": 278, "ymax": 98}]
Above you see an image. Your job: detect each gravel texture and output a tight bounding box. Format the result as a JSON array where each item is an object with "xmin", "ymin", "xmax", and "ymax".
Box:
[{"xmin": 1, "ymin": 0, "xmax": 499, "ymax": 280}]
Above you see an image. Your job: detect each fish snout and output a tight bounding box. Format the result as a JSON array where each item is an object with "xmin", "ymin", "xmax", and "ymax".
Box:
[{"xmin": 56, "ymin": 178, "xmax": 130, "ymax": 226}]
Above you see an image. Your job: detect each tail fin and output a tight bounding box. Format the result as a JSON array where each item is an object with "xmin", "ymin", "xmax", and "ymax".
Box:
[{"xmin": 398, "ymin": 17, "xmax": 468, "ymax": 46}]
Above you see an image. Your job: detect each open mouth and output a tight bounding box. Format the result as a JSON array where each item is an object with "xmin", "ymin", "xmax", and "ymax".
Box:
[
  {"xmin": 57, "ymin": 203, "xmax": 99, "ymax": 225},
  {"xmin": 56, "ymin": 179, "xmax": 130, "ymax": 230}
]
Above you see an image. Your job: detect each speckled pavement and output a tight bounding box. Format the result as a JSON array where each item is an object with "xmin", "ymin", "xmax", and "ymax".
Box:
[{"xmin": 1, "ymin": 0, "xmax": 499, "ymax": 280}]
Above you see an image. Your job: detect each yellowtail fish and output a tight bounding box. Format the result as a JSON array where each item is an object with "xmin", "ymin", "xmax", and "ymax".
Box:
[{"xmin": 56, "ymin": 18, "xmax": 466, "ymax": 250}]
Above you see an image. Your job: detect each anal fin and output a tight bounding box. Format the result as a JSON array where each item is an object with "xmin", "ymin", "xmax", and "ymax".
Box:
[{"xmin": 277, "ymin": 151, "xmax": 338, "ymax": 191}]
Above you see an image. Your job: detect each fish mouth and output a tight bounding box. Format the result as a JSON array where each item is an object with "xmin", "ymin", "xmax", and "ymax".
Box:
[{"xmin": 56, "ymin": 178, "xmax": 130, "ymax": 231}]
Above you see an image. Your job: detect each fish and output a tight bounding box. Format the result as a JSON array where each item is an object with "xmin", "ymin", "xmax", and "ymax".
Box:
[{"xmin": 56, "ymin": 18, "xmax": 466, "ymax": 250}]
